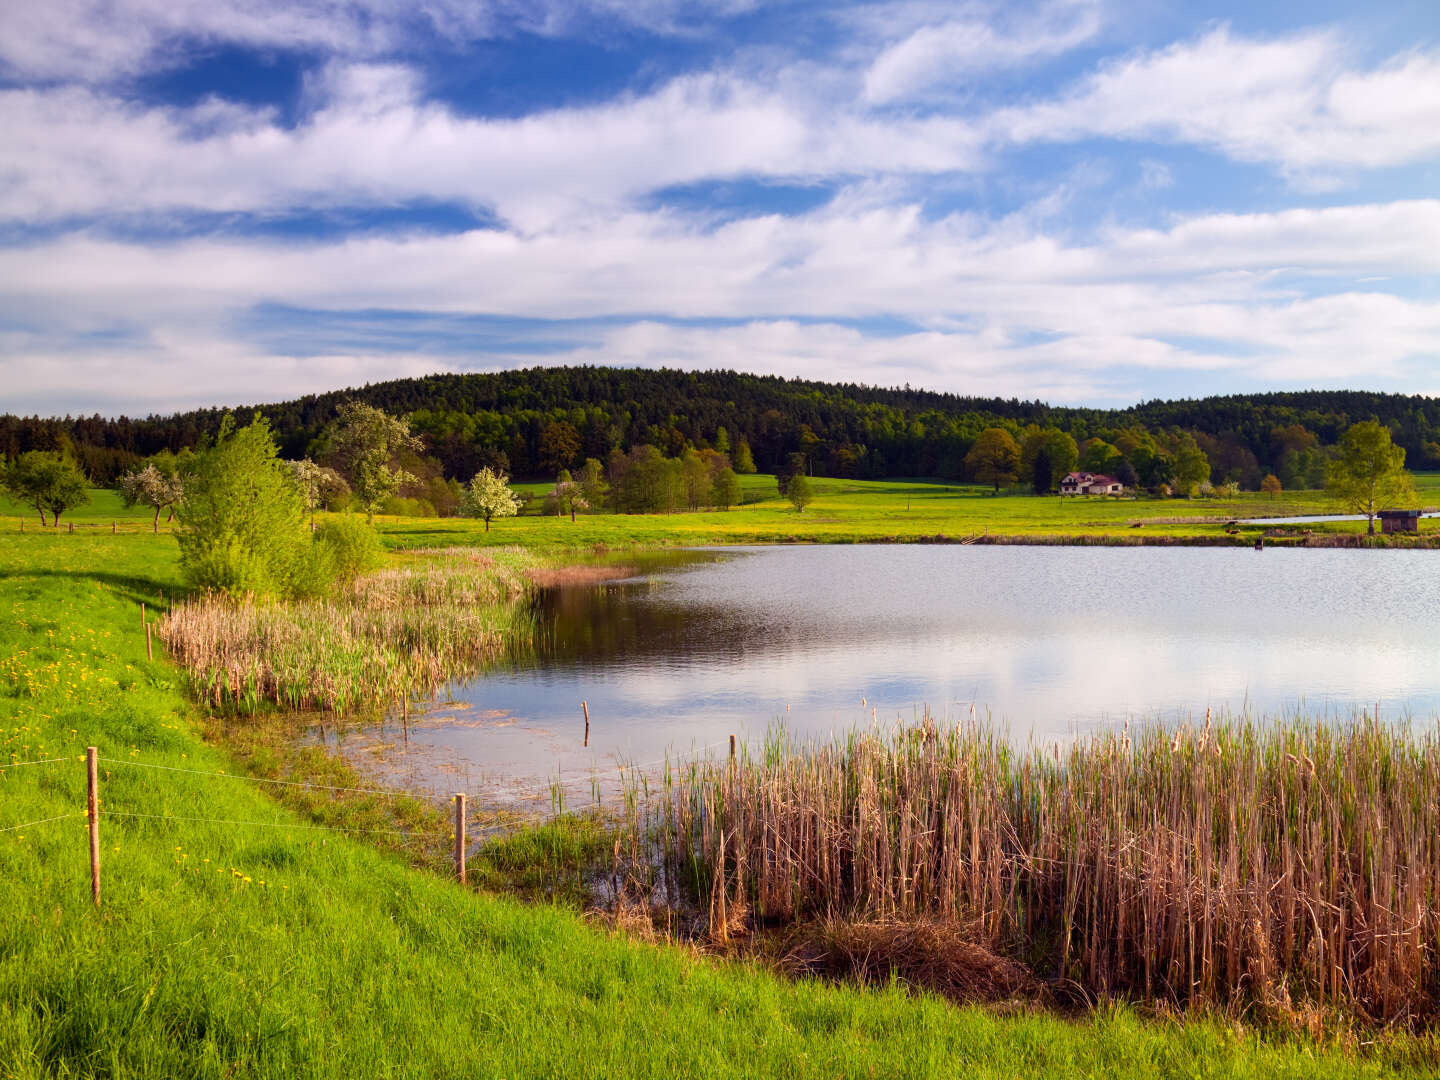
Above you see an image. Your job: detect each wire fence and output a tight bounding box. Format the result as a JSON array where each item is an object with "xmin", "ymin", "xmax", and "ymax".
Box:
[
  {"xmin": 3, "ymin": 735, "xmax": 743, "ymax": 861},
  {"xmin": 0, "ymin": 813, "xmax": 85, "ymax": 835},
  {"xmin": 1, "ymin": 756, "xmax": 81, "ymax": 770}
]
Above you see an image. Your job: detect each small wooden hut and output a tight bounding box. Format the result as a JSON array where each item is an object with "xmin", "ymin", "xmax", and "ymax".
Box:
[{"xmin": 1378, "ymin": 509, "xmax": 1421, "ymax": 534}]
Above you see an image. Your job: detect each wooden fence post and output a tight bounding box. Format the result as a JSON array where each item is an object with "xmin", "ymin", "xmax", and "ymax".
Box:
[
  {"xmin": 68, "ymin": 522, "xmax": 74, "ymax": 534},
  {"xmin": 87, "ymin": 747, "xmax": 100, "ymax": 907},
  {"xmin": 145, "ymin": 623, "xmax": 153, "ymax": 662},
  {"xmin": 140, "ymin": 602, "xmax": 145, "ymax": 627},
  {"xmin": 111, "ymin": 521, "xmax": 116, "ymax": 534},
  {"xmin": 453, "ymin": 793, "xmax": 467, "ymax": 885},
  {"xmin": 582, "ymin": 700, "xmax": 590, "ymax": 747}
]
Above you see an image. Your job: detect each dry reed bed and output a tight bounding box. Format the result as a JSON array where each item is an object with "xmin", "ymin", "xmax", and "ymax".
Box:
[
  {"xmin": 159, "ymin": 547, "xmax": 536, "ymax": 712},
  {"xmin": 649, "ymin": 716, "xmax": 1440, "ymax": 1023}
]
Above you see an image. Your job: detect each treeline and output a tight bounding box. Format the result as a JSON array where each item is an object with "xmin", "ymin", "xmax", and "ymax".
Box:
[{"xmin": 3, "ymin": 368, "xmax": 1438, "ymax": 494}]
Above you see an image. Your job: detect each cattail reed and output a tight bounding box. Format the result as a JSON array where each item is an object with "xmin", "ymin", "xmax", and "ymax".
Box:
[
  {"xmin": 644, "ymin": 713, "xmax": 1440, "ymax": 1022},
  {"xmin": 158, "ymin": 547, "xmax": 537, "ymax": 713}
]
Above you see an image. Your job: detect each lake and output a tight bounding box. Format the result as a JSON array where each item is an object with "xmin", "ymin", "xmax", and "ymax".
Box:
[{"xmin": 322, "ymin": 544, "xmax": 1440, "ymax": 806}]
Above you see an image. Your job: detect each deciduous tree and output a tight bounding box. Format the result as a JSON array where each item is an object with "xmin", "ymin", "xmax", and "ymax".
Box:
[
  {"xmin": 787, "ymin": 473, "xmax": 813, "ymax": 512},
  {"xmin": 327, "ymin": 402, "xmax": 423, "ymax": 522},
  {"xmin": 3, "ymin": 451, "xmax": 89, "ymax": 526},
  {"xmin": 964, "ymin": 428, "xmax": 1021, "ymax": 493},
  {"xmin": 1327, "ymin": 421, "xmax": 1415, "ymax": 534},
  {"xmin": 174, "ymin": 416, "xmax": 313, "ymax": 596},
  {"xmin": 459, "ymin": 467, "xmax": 522, "ymax": 531},
  {"xmin": 119, "ymin": 463, "xmax": 184, "ymax": 531},
  {"xmin": 713, "ymin": 467, "xmax": 741, "ymax": 510}
]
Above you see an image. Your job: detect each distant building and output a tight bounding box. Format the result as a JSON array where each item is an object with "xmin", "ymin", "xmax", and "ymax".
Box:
[
  {"xmin": 1060, "ymin": 471, "xmax": 1125, "ymax": 496},
  {"xmin": 1378, "ymin": 509, "xmax": 1421, "ymax": 533}
]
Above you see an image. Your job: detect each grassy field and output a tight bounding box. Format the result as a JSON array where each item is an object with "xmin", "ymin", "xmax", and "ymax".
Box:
[
  {"xmin": 4, "ymin": 530, "xmax": 1436, "ymax": 1076},
  {"xmin": 7, "ymin": 475, "xmax": 1440, "ymax": 551}
]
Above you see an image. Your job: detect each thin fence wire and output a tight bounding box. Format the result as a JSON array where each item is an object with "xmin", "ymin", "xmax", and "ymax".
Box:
[
  {"xmin": 8, "ymin": 737, "xmax": 743, "ymax": 847},
  {"xmin": 0, "ymin": 813, "xmax": 85, "ymax": 835},
  {"xmin": 0, "ymin": 756, "xmax": 79, "ymax": 771}
]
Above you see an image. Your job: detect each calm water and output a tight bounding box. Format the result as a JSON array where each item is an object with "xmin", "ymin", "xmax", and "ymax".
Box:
[{"xmin": 328, "ymin": 545, "xmax": 1440, "ymax": 802}]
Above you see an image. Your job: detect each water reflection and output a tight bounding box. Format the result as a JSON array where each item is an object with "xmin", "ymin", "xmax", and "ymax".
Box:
[{"xmin": 333, "ymin": 544, "xmax": 1440, "ymax": 799}]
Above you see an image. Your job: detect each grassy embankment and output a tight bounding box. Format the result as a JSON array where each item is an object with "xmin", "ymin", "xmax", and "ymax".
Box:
[{"xmin": 3, "ymin": 520, "xmax": 1434, "ymax": 1076}]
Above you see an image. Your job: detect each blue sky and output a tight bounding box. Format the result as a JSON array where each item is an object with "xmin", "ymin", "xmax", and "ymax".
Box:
[{"xmin": 2, "ymin": 0, "xmax": 1438, "ymax": 415}]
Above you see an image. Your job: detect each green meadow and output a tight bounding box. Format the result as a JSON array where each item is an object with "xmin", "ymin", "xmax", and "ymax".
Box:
[
  {"xmin": 2, "ymin": 487, "xmax": 1439, "ymax": 1076},
  {"xmin": 7, "ymin": 474, "xmax": 1439, "ymax": 551}
]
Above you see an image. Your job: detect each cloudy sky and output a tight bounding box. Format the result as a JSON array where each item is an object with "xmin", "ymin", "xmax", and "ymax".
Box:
[{"xmin": 2, "ymin": 0, "xmax": 1438, "ymax": 416}]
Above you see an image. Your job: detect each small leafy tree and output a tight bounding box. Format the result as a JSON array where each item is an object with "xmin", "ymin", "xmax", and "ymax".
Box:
[
  {"xmin": 733, "ymin": 439, "xmax": 757, "ymax": 474},
  {"xmin": 546, "ymin": 479, "xmax": 589, "ymax": 522},
  {"xmin": 175, "ymin": 416, "xmax": 312, "ymax": 596},
  {"xmin": 1261, "ymin": 474, "xmax": 1283, "ymax": 497},
  {"xmin": 284, "ymin": 458, "xmax": 350, "ymax": 525},
  {"xmin": 460, "ymin": 467, "xmax": 522, "ymax": 532},
  {"xmin": 1171, "ymin": 435, "xmax": 1211, "ymax": 497},
  {"xmin": 328, "ymin": 402, "xmax": 423, "ymax": 522},
  {"xmin": 680, "ymin": 448, "xmax": 712, "ymax": 509},
  {"xmin": 4, "ymin": 451, "xmax": 90, "ymax": 526},
  {"xmin": 119, "ymin": 463, "xmax": 184, "ymax": 531},
  {"xmin": 1327, "ymin": 420, "xmax": 1415, "ymax": 534},
  {"xmin": 787, "ymin": 472, "xmax": 813, "ymax": 513},
  {"xmin": 713, "ymin": 467, "xmax": 741, "ymax": 510},
  {"xmin": 964, "ymin": 428, "xmax": 1020, "ymax": 493},
  {"xmin": 578, "ymin": 457, "xmax": 607, "ymax": 512}
]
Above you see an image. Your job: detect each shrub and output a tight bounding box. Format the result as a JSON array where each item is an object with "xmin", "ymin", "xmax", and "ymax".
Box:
[
  {"xmin": 175, "ymin": 415, "xmax": 311, "ymax": 598},
  {"xmin": 314, "ymin": 516, "xmax": 384, "ymax": 583}
]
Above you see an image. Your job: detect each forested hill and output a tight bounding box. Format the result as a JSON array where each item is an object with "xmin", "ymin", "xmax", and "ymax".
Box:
[{"xmin": 3, "ymin": 367, "xmax": 1438, "ymax": 488}]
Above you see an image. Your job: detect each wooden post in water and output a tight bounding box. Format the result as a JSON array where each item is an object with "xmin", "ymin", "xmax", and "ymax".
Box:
[
  {"xmin": 401, "ymin": 692, "xmax": 409, "ymax": 747},
  {"xmin": 453, "ymin": 793, "xmax": 467, "ymax": 885},
  {"xmin": 729, "ymin": 734, "xmax": 736, "ymax": 764},
  {"xmin": 86, "ymin": 747, "xmax": 100, "ymax": 906},
  {"xmin": 582, "ymin": 700, "xmax": 590, "ymax": 747},
  {"xmin": 145, "ymin": 623, "xmax": 153, "ymax": 662}
]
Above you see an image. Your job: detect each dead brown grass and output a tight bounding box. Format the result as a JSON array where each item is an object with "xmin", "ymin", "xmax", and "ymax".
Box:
[{"xmin": 641, "ymin": 714, "xmax": 1440, "ymax": 1025}]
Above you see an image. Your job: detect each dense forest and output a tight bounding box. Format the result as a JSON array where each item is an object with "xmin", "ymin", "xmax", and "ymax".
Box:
[{"xmin": 3, "ymin": 368, "xmax": 1438, "ymax": 501}]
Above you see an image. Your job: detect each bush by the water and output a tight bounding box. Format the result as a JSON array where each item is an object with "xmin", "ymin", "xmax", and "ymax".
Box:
[
  {"xmin": 313, "ymin": 515, "xmax": 384, "ymax": 583},
  {"xmin": 176, "ymin": 415, "xmax": 386, "ymax": 599}
]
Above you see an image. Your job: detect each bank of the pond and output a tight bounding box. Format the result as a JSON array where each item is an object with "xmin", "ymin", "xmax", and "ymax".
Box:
[{"xmin": 4, "ymin": 529, "xmax": 1438, "ymax": 1076}]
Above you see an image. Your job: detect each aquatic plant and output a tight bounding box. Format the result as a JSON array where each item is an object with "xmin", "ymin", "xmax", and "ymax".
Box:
[
  {"xmin": 158, "ymin": 547, "xmax": 537, "ymax": 712},
  {"xmin": 645, "ymin": 713, "xmax": 1440, "ymax": 1023}
]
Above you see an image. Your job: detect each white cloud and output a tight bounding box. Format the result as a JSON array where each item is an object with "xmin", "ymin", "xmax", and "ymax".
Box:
[
  {"xmin": 991, "ymin": 27, "xmax": 1440, "ymax": 176},
  {"xmin": 863, "ymin": 0, "xmax": 1102, "ymax": 104},
  {"xmin": 5, "ymin": 24, "xmax": 1438, "ymax": 237},
  {"xmin": 0, "ymin": 68, "xmax": 989, "ymax": 231},
  {"xmin": 3, "ymin": 196, "xmax": 1437, "ymax": 412}
]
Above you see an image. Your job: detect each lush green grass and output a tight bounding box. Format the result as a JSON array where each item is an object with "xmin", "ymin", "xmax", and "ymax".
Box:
[
  {"xmin": 3, "ymin": 531, "xmax": 1434, "ymax": 1076},
  {"xmin": 8, "ymin": 473, "xmax": 1440, "ymax": 550},
  {"xmin": 385, "ymin": 473, "xmax": 1440, "ymax": 550}
]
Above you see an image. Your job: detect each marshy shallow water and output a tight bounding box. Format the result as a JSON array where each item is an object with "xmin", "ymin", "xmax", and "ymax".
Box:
[{"xmin": 315, "ymin": 544, "xmax": 1440, "ymax": 804}]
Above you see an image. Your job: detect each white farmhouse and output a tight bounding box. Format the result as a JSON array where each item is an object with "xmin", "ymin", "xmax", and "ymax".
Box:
[{"xmin": 1059, "ymin": 471, "xmax": 1125, "ymax": 496}]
